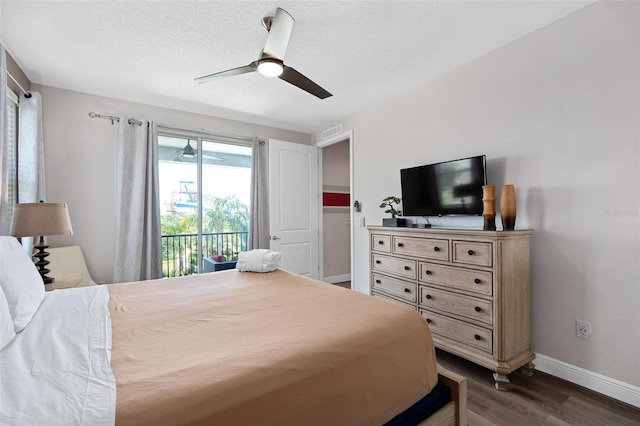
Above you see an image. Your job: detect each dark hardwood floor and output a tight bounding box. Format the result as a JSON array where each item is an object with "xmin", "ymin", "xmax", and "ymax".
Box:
[
  {"xmin": 435, "ymin": 349, "xmax": 640, "ymax": 426},
  {"xmin": 333, "ymin": 281, "xmax": 351, "ymax": 289}
]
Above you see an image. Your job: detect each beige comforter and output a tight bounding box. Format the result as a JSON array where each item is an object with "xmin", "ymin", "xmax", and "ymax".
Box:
[{"xmin": 108, "ymin": 269, "xmax": 438, "ymax": 425}]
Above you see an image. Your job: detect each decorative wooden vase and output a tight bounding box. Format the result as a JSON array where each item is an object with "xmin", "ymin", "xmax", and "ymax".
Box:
[
  {"xmin": 482, "ymin": 185, "xmax": 496, "ymax": 231},
  {"xmin": 500, "ymin": 184, "xmax": 517, "ymax": 231}
]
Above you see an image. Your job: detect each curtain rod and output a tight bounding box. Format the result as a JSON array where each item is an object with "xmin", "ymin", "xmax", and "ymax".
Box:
[
  {"xmin": 156, "ymin": 122, "xmax": 253, "ymax": 144},
  {"xmin": 5, "ymin": 70, "xmax": 32, "ymax": 98},
  {"xmin": 88, "ymin": 112, "xmax": 142, "ymax": 126}
]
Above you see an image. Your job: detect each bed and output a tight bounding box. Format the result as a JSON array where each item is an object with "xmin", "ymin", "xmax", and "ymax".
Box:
[{"xmin": 0, "ymin": 238, "xmax": 466, "ymax": 425}]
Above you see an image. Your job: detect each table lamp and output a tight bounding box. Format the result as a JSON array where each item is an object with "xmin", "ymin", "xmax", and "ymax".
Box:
[{"xmin": 10, "ymin": 201, "xmax": 74, "ymax": 284}]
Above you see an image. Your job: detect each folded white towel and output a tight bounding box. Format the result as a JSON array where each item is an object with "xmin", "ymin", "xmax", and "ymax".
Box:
[{"xmin": 237, "ymin": 249, "xmax": 281, "ymax": 273}]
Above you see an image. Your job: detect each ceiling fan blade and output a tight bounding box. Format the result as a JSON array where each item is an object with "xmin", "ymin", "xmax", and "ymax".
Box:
[
  {"xmin": 279, "ymin": 65, "xmax": 332, "ymax": 99},
  {"xmin": 262, "ymin": 8, "xmax": 294, "ymax": 60},
  {"xmin": 195, "ymin": 62, "xmax": 258, "ymax": 84}
]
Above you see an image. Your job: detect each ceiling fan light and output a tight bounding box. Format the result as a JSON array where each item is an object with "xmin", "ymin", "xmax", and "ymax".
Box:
[
  {"xmin": 183, "ymin": 140, "xmax": 195, "ymax": 157},
  {"xmin": 258, "ymin": 59, "xmax": 283, "ymax": 77}
]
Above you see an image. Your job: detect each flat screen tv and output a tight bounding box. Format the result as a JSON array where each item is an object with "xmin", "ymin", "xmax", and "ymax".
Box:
[{"xmin": 400, "ymin": 155, "xmax": 487, "ymax": 217}]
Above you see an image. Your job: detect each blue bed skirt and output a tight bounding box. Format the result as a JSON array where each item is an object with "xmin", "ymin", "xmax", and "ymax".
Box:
[{"xmin": 384, "ymin": 382, "xmax": 451, "ymax": 426}]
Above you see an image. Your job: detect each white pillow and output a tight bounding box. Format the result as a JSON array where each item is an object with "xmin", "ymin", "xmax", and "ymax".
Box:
[
  {"xmin": 0, "ymin": 236, "xmax": 45, "ymax": 332},
  {"xmin": 0, "ymin": 286, "xmax": 15, "ymax": 350}
]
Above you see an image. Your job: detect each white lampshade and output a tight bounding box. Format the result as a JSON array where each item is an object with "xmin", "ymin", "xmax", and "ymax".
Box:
[{"xmin": 11, "ymin": 202, "xmax": 74, "ymax": 238}]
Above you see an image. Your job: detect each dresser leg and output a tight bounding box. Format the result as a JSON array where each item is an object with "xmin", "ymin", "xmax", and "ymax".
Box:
[
  {"xmin": 493, "ymin": 372, "xmax": 510, "ymax": 391},
  {"xmin": 520, "ymin": 361, "xmax": 535, "ymax": 377}
]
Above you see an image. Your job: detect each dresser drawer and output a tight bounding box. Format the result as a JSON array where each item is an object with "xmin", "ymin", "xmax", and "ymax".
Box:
[
  {"xmin": 372, "ymin": 273, "xmax": 417, "ymax": 303},
  {"xmin": 372, "ymin": 254, "xmax": 417, "ymax": 280},
  {"xmin": 371, "ymin": 234, "xmax": 391, "ymax": 253},
  {"xmin": 392, "ymin": 236, "xmax": 449, "ymax": 261},
  {"xmin": 419, "ymin": 262, "xmax": 492, "ymax": 296},
  {"xmin": 453, "ymin": 240, "xmax": 492, "ymax": 267},
  {"xmin": 420, "ymin": 309, "xmax": 493, "ymax": 354},
  {"xmin": 372, "ymin": 291, "xmax": 417, "ymax": 310},
  {"xmin": 419, "ymin": 286, "xmax": 493, "ymax": 325}
]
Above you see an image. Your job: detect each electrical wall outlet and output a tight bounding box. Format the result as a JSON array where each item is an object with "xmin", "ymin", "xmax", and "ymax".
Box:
[{"xmin": 576, "ymin": 320, "xmax": 591, "ymax": 340}]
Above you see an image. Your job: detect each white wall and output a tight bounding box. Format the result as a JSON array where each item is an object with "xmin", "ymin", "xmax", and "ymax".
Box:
[
  {"xmin": 332, "ymin": 1, "xmax": 639, "ymax": 388},
  {"xmin": 39, "ymin": 85, "xmax": 310, "ymax": 283}
]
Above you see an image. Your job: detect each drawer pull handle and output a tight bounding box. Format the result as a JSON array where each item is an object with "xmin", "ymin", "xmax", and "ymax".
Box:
[
  {"xmin": 475, "ymin": 306, "xmax": 482, "ymax": 312},
  {"xmin": 404, "ymin": 288, "xmax": 410, "ymax": 293},
  {"xmin": 398, "ymin": 242, "xmax": 404, "ymax": 247},
  {"xmin": 375, "ymin": 280, "xmax": 381, "ymax": 284},
  {"xmin": 426, "ymin": 318, "xmax": 432, "ymax": 324},
  {"xmin": 376, "ymin": 260, "xmax": 381, "ymax": 264},
  {"xmin": 404, "ymin": 266, "xmax": 411, "ymax": 271},
  {"xmin": 425, "ymin": 270, "xmax": 432, "ymax": 275},
  {"xmin": 474, "ymin": 278, "xmax": 481, "ymax": 284},
  {"xmin": 468, "ymin": 249, "xmax": 475, "ymax": 256},
  {"xmin": 434, "ymin": 247, "xmax": 440, "ymax": 252},
  {"xmin": 474, "ymin": 334, "xmax": 481, "ymax": 341},
  {"xmin": 378, "ymin": 240, "xmax": 384, "ymax": 245},
  {"xmin": 425, "ymin": 294, "xmax": 432, "ymax": 300}
]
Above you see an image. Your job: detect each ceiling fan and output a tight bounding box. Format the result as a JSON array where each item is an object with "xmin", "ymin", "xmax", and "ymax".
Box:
[
  {"xmin": 195, "ymin": 7, "xmax": 332, "ymax": 99},
  {"xmin": 163, "ymin": 142, "xmax": 223, "ymax": 162}
]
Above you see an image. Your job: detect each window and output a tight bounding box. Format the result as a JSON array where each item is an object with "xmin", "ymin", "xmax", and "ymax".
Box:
[
  {"xmin": 5, "ymin": 91, "xmax": 18, "ymax": 224},
  {"xmin": 157, "ymin": 130, "xmax": 252, "ymax": 277}
]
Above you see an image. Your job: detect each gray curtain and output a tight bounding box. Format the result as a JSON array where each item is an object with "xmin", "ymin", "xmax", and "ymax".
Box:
[
  {"xmin": 113, "ymin": 118, "xmax": 162, "ymax": 283},
  {"xmin": 249, "ymin": 138, "xmax": 270, "ymax": 249},
  {"xmin": 0, "ymin": 45, "xmax": 9, "ymax": 235}
]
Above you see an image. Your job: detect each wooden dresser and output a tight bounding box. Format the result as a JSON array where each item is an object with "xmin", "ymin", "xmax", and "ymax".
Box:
[{"xmin": 368, "ymin": 226, "xmax": 534, "ymax": 390}]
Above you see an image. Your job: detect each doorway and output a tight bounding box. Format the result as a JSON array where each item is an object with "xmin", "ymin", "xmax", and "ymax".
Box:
[
  {"xmin": 157, "ymin": 130, "xmax": 252, "ymax": 277},
  {"xmin": 317, "ymin": 131, "xmax": 354, "ymax": 289}
]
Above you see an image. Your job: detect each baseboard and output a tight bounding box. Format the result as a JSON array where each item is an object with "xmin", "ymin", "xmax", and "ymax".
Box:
[
  {"xmin": 323, "ymin": 274, "xmax": 351, "ymax": 284},
  {"xmin": 534, "ymin": 353, "xmax": 640, "ymax": 408}
]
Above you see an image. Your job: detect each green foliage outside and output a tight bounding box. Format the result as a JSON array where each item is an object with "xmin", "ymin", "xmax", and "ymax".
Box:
[
  {"xmin": 201, "ymin": 194, "xmax": 249, "ymax": 234},
  {"xmin": 161, "ymin": 195, "xmax": 250, "ymax": 277}
]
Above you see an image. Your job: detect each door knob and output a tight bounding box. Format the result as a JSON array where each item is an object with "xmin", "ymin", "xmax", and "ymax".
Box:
[{"xmin": 271, "ymin": 235, "xmax": 281, "ymax": 240}]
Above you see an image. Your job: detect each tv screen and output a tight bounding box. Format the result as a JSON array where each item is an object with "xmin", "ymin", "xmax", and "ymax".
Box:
[{"xmin": 401, "ymin": 155, "xmax": 487, "ymax": 217}]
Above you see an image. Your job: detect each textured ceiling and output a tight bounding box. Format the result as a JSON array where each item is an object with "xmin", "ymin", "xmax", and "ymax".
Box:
[{"xmin": 1, "ymin": 1, "xmax": 593, "ymax": 134}]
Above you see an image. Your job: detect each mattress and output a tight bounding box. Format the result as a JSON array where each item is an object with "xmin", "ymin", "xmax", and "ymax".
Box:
[{"xmin": 108, "ymin": 269, "xmax": 438, "ymax": 425}]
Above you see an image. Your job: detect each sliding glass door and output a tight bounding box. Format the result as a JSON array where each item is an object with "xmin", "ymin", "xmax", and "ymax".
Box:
[{"xmin": 157, "ymin": 130, "xmax": 252, "ymax": 277}]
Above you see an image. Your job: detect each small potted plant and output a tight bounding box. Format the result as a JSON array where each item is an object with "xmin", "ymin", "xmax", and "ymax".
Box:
[{"xmin": 380, "ymin": 196, "xmax": 407, "ymax": 227}]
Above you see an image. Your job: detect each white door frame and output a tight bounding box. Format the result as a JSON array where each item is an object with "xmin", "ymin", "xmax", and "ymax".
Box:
[{"xmin": 316, "ymin": 130, "xmax": 354, "ymax": 289}]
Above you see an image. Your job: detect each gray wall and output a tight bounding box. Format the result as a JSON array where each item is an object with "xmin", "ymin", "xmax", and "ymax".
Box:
[
  {"xmin": 39, "ymin": 85, "xmax": 310, "ymax": 283},
  {"xmin": 332, "ymin": 1, "xmax": 639, "ymax": 387}
]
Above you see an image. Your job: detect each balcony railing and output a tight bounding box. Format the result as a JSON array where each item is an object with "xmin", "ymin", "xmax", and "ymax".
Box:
[{"xmin": 162, "ymin": 231, "xmax": 248, "ymax": 277}]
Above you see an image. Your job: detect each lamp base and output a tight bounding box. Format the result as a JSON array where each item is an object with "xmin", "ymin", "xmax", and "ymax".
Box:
[{"xmin": 33, "ymin": 237, "xmax": 55, "ymax": 285}]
